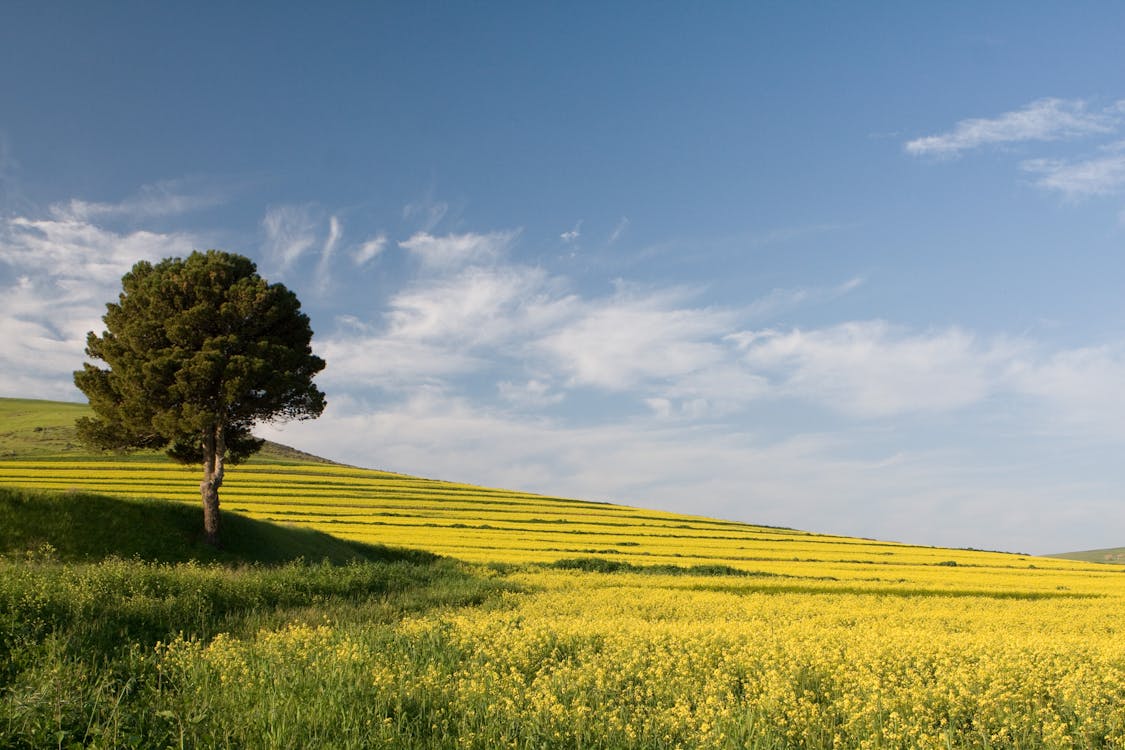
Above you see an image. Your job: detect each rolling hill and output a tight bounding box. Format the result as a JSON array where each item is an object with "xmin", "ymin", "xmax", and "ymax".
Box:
[
  {"xmin": 1049, "ymin": 546, "xmax": 1125, "ymax": 564},
  {"xmin": 0, "ymin": 396, "xmax": 1118, "ymax": 579}
]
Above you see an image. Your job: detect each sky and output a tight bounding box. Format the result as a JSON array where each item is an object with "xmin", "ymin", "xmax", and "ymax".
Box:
[{"xmin": 2, "ymin": 3, "xmax": 1125, "ymax": 555}]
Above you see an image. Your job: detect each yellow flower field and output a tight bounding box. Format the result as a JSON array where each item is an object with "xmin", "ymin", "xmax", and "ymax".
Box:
[{"xmin": 4, "ymin": 455, "xmax": 1125, "ymax": 747}]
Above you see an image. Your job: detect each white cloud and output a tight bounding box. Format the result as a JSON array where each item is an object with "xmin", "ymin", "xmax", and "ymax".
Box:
[
  {"xmin": 402, "ymin": 199, "xmax": 449, "ymax": 232},
  {"xmin": 534, "ymin": 285, "xmax": 737, "ymax": 391},
  {"xmin": 3, "ymin": 217, "xmax": 192, "ymax": 284},
  {"xmin": 905, "ymin": 98, "xmax": 1120, "ymax": 157},
  {"xmin": 320, "ymin": 260, "xmax": 755, "ymax": 411},
  {"xmin": 0, "ymin": 211, "xmax": 200, "ymax": 401},
  {"xmin": 653, "ymin": 364, "xmax": 771, "ymax": 418},
  {"xmin": 323, "ymin": 215, "xmax": 342, "ymax": 258},
  {"xmin": 1009, "ymin": 345, "xmax": 1125, "ymax": 437},
  {"xmin": 498, "ymin": 379, "xmax": 564, "ymax": 409},
  {"xmin": 49, "ymin": 179, "xmax": 226, "ymax": 222},
  {"xmin": 313, "ymin": 215, "xmax": 343, "ymax": 291},
  {"xmin": 261, "ymin": 204, "xmax": 320, "ymax": 272},
  {"xmin": 560, "ymin": 220, "xmax": 582, "ymax": 243},
  {"xmin": 743, "ymin": 277, "xmax": 864, "ymax": 320},
  {"xmin": 385, "ymin": 264, "xmax": 571, "ymax": 347},
  {"xmin": 735, "ymin": 321, "xmax": 1022, "ymax": 417},
  {"xmin": 317, "ymin": 334, "xmax": 483, "ymax": 390},
  {"xmin": 1022, "ymin": 142, "xmax": 1125, "ymax": 197},
  {"xmin": 315, "ymin": 263, "xmax": 570, "ymax": 391},
  {"xmin": 608, "ymin": 216, "xmax": 630, "ymax": 244},
  {"xmin": 353, "ymin": 233, "xmax": 387, "ymax": 265},
  {"xmin": 399, "ymin": 230, "xmax": 519, "ymax": 271}
]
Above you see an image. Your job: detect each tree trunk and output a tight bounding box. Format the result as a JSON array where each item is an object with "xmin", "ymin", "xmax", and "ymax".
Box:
[{"xmin": 200, "ymin": 424, "xmax": 226, "ymax": 548}]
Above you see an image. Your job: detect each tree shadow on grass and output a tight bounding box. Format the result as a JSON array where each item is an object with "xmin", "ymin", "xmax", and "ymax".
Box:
[{"xmin": 0, "ymin": 486, "xmax": 437, "ymax": 566}]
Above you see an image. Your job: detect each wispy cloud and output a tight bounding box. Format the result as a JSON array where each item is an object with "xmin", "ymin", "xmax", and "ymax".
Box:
[
  {"xmin": 399, "ymin": 229, "xmax": 519, "ymax": 271},
  {"xmin": 560, "ymin": 220, "xmax": 582, "ymax": 243},
  {"xmin": 905, "ymin": 98, "xmax": 1121, "ymax": 157},
  {"xmin": 497, "ymin": 379, "xmax": 565, "ymax": 409},
  {"xmin": 3, "ymin": 216, "xmax": 194, "ymax": 284},
  {"xmin": 384, "ymin": 264, "xmax": 565, "ymax": 346},
  {"xmin": 0, "ymin": 210, "xmax": 200, "ymax": 400},
  {"xmin": 261, "ymin": 204, "xmax": 322, "ymax": 273},
  {"xmin": 1009, "ymin": 344, "xmax": 1125, "ymax": 438},
  {"xmin": 608, "ymin": 216, "xmax": 630, "ymax": 244},
  {"xmin": 533, "ymin": 284, "xmax": 736, "ymax": 392},
  {"xmin": 313, "ymin": 215, "xmax": 343, "ymax": 291},
  {"xmin": 49, "ymin": 179, "xmax": 228, "ymax": 222},
  {"xmin": 353, "ymin": 233, "xmax": 387, "ymax": 265},
  {"xmin": 734, "ymin": 321, "xmax": 1024, "ymax": 417},
  {"xmin": 402, "ymin": 198, "xmax": 449, "ymax": 232},
  {"xmin": 743, "ymin": 277, "xmax": 864, "ymax": 320},
  {"xmin": 317, "ymin": 333, "xmax": 483, "ymax": 391},
  {"xmin": 1022, "ymin": 141, "xmax": 1125, "ymax": 197}
]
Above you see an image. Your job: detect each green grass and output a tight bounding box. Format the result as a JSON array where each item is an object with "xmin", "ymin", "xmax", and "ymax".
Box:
[
  {"xmin": 0, "ymin": 553, "xmax": 510, "ymax": 749},
  {"xmin": 0, "ymin": 396, "xmax": 332, "ymax": 464},
  {"xmin": 0, "ymin": 398, "xmax": 91, "ymax": 457},
  {"xmin": 0, "ymin": 398, "xmax": 517, "ymax": 747},
  {"xmin": 0, "ymin": 486, "xmax": 437, "ymax": 566},
  {"xmin": 1048, "ymin": 546, "xmax": 1125, "ymax": 565}
]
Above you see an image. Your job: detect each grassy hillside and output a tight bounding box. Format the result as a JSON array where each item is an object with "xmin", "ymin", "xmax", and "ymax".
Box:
[
  {"xmin": 0, "ymin": 397, "xmax": 333, "ymax": 464},
  {"xmin": 1049, "ymin": 546, "xmax": 1125, "ymax": 564},
  {"xmin": 0, "ymin": 397, "xmax": 1115, "ymax": 586},
  {"xmin": 0, "ymin": 398, "xmax": 422, "ymax": 565},
  {"xmin": 0, "ymin": 398, "xmax": 91, "ymax": 457}
]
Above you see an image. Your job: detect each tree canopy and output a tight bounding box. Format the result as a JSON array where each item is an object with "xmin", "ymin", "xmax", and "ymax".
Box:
[{"xmin": 74, "ymin": 250, "xmax": 326, "ymax": 546}]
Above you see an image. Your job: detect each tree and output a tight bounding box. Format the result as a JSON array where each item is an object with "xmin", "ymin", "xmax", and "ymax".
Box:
[{"xmin": 74, "ymin": 250, "xmax": 326, "ymax": 547}]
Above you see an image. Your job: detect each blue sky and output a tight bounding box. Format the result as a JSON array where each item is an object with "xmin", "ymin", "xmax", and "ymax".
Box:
[{"xmin": 3, "ymin": 3, "xmax": 1125, "ymax": 554}]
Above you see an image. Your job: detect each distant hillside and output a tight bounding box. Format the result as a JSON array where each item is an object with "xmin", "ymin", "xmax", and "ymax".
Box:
[
  {"xmin": 0, "ymin": 397, "xmax": 335, "ymax": 464},
  {"xmin": 1048, "ymin": 547, "xmax": 1125, "ymax": 565}
]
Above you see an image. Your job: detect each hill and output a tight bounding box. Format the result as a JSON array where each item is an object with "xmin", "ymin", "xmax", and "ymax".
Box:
[
  {"xmin": 0, "ymin": 397, "xmax": 1103, "ymax": 584},
  {"xmin": 1049, "ymin": 546, "xmax": 1125, "ymax": 565},
  {"xmin": 0, "ymin": 397, "xmax": 334, "ymax": 464}
]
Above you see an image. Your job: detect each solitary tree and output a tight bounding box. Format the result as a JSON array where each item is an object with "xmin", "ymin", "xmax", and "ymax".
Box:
[{"xmin": 74, "ymin": 250, "xmax": 326, "ymax": 547}]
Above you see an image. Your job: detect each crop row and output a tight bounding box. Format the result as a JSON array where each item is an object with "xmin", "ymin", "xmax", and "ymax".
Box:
[{"xmin": 0, "ymin": 458, "xmax": 1107, "ymax": 586}]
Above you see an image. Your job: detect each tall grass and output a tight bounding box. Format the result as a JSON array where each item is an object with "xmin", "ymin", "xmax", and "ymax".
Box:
[{"xmin": 0, "ymin": 552, "xmax": 507, "ymax": 749}]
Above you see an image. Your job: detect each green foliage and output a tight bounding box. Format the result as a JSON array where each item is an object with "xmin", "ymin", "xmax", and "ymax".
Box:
[
  {"xmin": 549, "ymin": 557, "xmax": 780, "ymax": 578},
  {"xmin": 73, "ymin": 250, "xmax": 326, "ymax": 464}
]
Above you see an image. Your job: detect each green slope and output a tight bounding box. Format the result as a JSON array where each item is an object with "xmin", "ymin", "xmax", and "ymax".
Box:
[
  {"xmin": 0, "ymin": 397, "xmax": 425, "ymax": 565},
  {"xmin": 0, "ymin": 398, "xmax": 91, "ymax": 456},
  {"xmin": 0, "ymin": 396, "xmax": 333, "ymax": 464},
  {"xmin": 1048, "ymin": 547, "xmax": 1125, "ymax": 565}
]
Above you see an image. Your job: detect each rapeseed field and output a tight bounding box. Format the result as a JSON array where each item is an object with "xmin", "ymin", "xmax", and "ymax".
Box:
[{"xmin": 3, "ymin": 454, "xmax": 1124, "ymax": 747}]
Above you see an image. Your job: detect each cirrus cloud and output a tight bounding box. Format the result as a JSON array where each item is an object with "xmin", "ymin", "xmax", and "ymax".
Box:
[{"xmin": 905, "ymin": 98, "xmax": 1121, "ymax": 157}]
